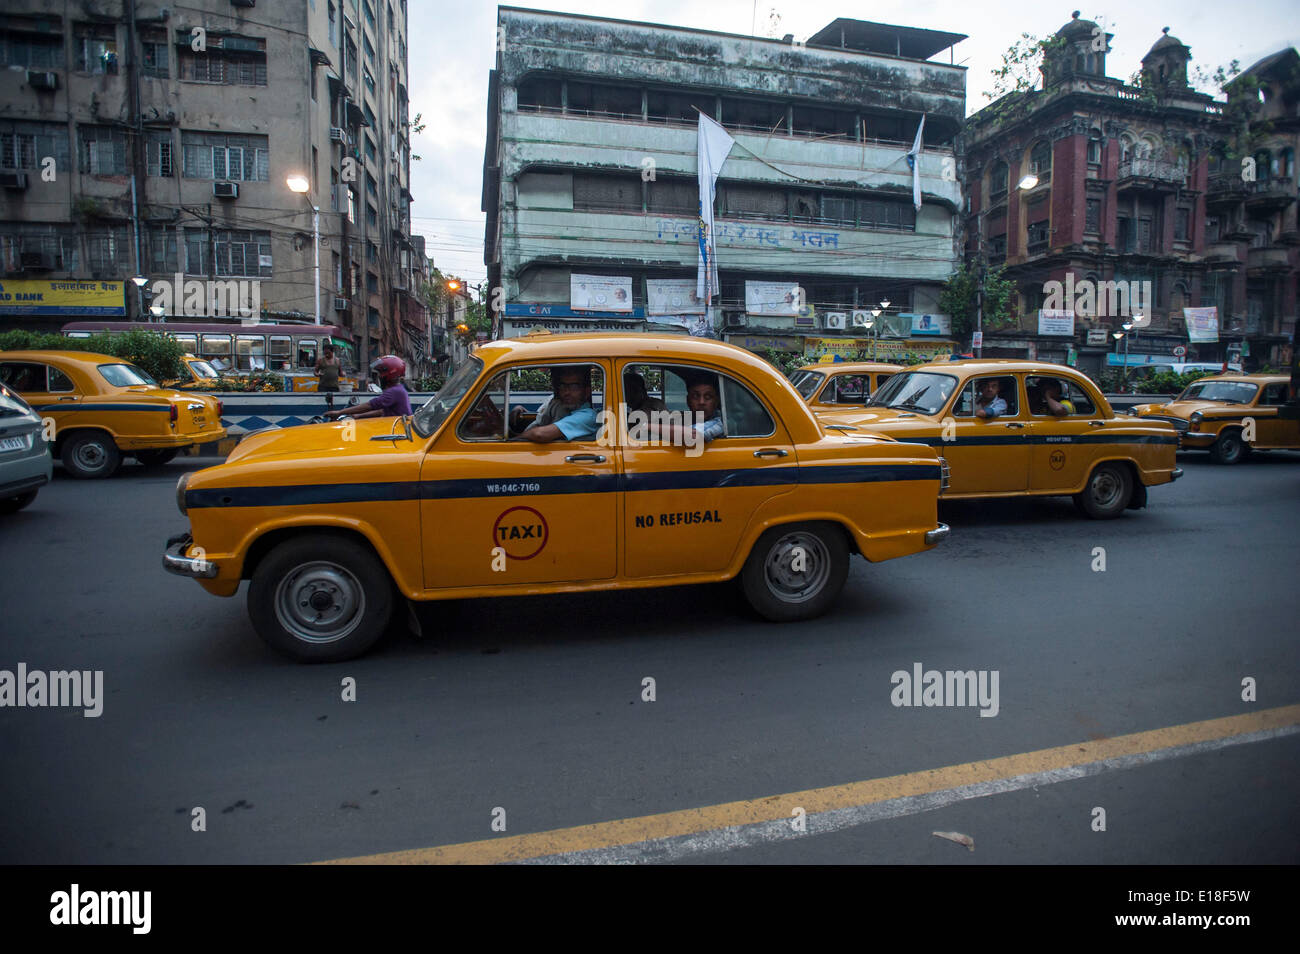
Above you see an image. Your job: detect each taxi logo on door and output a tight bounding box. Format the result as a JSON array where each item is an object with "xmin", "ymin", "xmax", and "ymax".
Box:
[
  {"xmin": 1049, "ymin": 449, "xmax": 1066, "ymax": 470},
  {"xmin": 492, "ymin": 506, "xmax": 549, "ymax": 560}
]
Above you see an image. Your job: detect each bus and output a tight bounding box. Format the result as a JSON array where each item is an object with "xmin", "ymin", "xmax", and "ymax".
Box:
[{"xmin": 61, "ymin": 321, "xmax": 362, "ymax": 392}]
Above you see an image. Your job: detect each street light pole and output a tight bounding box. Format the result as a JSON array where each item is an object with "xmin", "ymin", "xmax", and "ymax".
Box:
[{"xmin": 311, "ymin": 204, "xmax": 320, "ymax": 326}]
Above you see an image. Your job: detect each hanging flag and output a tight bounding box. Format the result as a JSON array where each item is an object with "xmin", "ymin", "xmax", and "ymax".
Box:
[
  {"xmin": 905, "ymin": 114, "xmax": 925, "ymax": 211},
  {"xmin": 696, "ymin": 113, "xmax": 735, "ymax": 307}
]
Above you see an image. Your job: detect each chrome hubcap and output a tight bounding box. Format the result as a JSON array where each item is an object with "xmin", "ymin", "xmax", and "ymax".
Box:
[
  {"xmin": 75, "ymin": 441, "xmax": 107, "ymax": 470},
  {"xmin": 274, "ymin": 561, "xmax": 365, "ymax": 644},
  {"xmin": 763, "ymin": 531, "xmax": 830, "ymax": 603},
  {"xmin": 1091, "ymin": 470, "xmax": 1123, "ymax": 509}
]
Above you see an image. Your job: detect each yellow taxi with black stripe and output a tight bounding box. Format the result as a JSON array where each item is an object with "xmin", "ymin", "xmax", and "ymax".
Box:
[
  {"xmin": 789, "ymin": 361, "xmax": 903, "ymax": 411},
  {"xmin": 0, "ymin": 350, "xmax": 226, "ymax": 478},
  {"xmin": 164, "ymin": 333, "xmax": 950, "ymax": 662},
  {"xmin": 817, "ymin": 359, "xmax": 1182, "ymax": 518},
  {"xmin": 1129, "ymin": 374, "xmax": 1300, "ymax": 464}
]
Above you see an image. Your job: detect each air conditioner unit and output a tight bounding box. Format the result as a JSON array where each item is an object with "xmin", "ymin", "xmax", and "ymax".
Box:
[
  {"xmin": 333, "ymin": 297, "xmax": 348, "ymax": 311},
  {"xmin": 851, "ymin": 310, "xmax": 870, "ymax": 328},
  {"xmin": 20, "ymin": 251, "xmax": 56, "ymax": 271},
  {"xmin": 26, "ymin": 71, "xmax": 58, "ymax": 91},
  {"xmin": 0, "ymin": 172, "xmax": 29, "ymax": 190},
  {"xmin": 213, "ymin": 181, "xmax": 239, "ymax": 199},
  {"xmin": 329, "ymin": 127, "xmax": 347, "ymax": 144},
  {"xmin": 825, "ymin": 312, "xmax": 847, "ymax": 330}
]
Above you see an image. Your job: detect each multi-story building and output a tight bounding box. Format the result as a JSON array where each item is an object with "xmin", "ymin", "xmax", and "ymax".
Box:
[
  {"xmin": 961, "ymin": 13, "xmax": 1236, "ymax": 375},
  {"xmin": 482, "ymin": 9, "xmax": 966, "ymax": 361},
  {"xmin": 1203, "ymin": 48, "xmax": 1299, "ymax": 370},
  {"xmin": 0, "ymin": 0, "xmax": 423, "ymax": 369}
]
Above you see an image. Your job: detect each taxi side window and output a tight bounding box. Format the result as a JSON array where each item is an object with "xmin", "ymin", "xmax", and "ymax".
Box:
[
  {"xmin": 1064, "ymin": 382, "xmax": 1094, "ymax": 415},
  {"xmin": 623, "ymin": 364, "xmax": 774, "ymax": 440},
  {"xmin": 0, "ymin": 362, "xmax": 47, "ymax": 392},
  {"xmin": 458, "ymin": 363, "xmax": 604, "ymax": 443},
  {"xmin": 954, "ymin": 376, "xmax": 1018, "ymax": 417},
  {"xmin": 47, "ymin": 367, "xmax": 75, "ymax": 392},
  {"xmin": 1027, "ymin": 376, "xmax": 1091, "ymax": 416},
  {"xmin": 1261, "ymin": 383, "xmax": 1286, "ymax": 406},
  {"xmin": 824, "ymin": 374, "xmax": 866, "ymax": 404},
  {"xmin": 720, "ymin": 375, "xmax": 775, "ymax": 438}
]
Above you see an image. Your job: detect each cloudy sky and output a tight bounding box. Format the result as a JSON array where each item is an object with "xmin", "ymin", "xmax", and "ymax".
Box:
[{"xmin": 405, "ymin": 1, "xmax": 1299, "ymax": 286}]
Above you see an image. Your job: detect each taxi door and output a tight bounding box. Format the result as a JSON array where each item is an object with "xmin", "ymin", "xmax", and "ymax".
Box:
[
  {"xmin": 1024, "ymin": 375, "xmax": 1100, "ymax": 493},
  {"xmin": 1251, "ymin": 382, "xmax": 1298, "ymax": 448},
  {"xmin": 418, "ymin": 361, "xmax": 619, "ymax": 589},
  {"xmin": 618, "ymin": 362, "xmax": 796, "ymax": 578},
  {"xmin": 0, "ymin": 361, "xmax": 82, "ymax": 433},
  {"xmin": 942, "ymin": 374, "xmax": 1030, "ymax": 495}
]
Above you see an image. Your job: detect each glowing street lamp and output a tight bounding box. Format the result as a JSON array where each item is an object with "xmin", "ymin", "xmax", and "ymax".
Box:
[
  {"xmin": 286, "ymin": 175, "xmax": 320, "ymax": 325},
  {"xmin": 1018, "ymin": 173, "xmax": 1039, "ymax": 190}
]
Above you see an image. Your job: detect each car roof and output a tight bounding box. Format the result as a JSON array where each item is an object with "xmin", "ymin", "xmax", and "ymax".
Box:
[
  {"xmin": 795, "ymin": 362, "xmax": 904, "ymax": 373},
  {"xmin": 904, "ymin": 358, "xmax": 1089, "ymax": 376},
  {"xmin": 0, "ymin": 350, "xmax": 124, "ymax": 364},
  {"xmin": 1189, "ymin": 374, "xmax": 1285, "ymax": 384},
  {"xmin": 476, "ymin": 333, "xmax": 783, "ymax": 377}
]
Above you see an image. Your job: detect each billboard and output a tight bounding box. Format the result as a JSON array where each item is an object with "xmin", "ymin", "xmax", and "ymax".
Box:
[
  {"xmin": 646, "ymin": 278, "xmax": 706, "ymax": 315},
  {"xmin": 0, "ymin": 279, "xmax": 125, "ymax": 317},
  {"xmin": 570, "ymin": 274, "xmax": 633, "ymax": 313},
  {"xmin": 1183, "ymin": 307, "xmax": 1219, "ymax": 343}
]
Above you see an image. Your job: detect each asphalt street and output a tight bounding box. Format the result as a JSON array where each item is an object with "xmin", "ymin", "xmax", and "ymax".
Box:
[{"xmin": 0, "ymin": 449, "xmax": 1297, "ymax": 864}]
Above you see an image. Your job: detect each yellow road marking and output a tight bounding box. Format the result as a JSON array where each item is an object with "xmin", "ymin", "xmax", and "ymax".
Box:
[{"xmin": 318, "ymin": 704, "xmax": 1300, "ymax": 865}]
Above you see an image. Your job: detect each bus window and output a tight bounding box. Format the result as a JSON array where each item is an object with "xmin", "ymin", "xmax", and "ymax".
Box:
[
  {"xmin": 237, "ymin": 334, "xmax": 268, "ymax": 372},
  {"xmin": 270, "ymin": 335, "xmax": 293, "ymax": 372},
  {"xmin": 331, "ymin": 338, "xmax": 357, "ymax": 371},
  {"xmin": 200, "ymin": 334, "xmax": 232, "ymax": 371},
  {"xmin": 297, "ymin": 338, "xmax": 318, "ymax": 369},
  {"xmin": 172, "ymin": 334, "xmax": 198, "ymax": 355}
]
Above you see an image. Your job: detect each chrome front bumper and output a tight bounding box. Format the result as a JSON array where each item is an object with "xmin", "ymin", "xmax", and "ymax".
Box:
[
  {"xmin": 925, "ymin": 523, "xmax": 950, "ymax": 545},
  {"xmin": 163, "ymin": 532, "xmax": 219, "ymax": 579}
]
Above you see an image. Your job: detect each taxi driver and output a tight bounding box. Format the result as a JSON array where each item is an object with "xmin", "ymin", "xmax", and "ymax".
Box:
[{"xmin": 512, "ymin": 366, "xmax": 599, "ymax": 443}]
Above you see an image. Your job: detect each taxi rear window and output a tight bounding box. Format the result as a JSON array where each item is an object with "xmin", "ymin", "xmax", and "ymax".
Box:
[{"xmin": 98, "ymin": 364, "xmax": 154, "ymax": 387}]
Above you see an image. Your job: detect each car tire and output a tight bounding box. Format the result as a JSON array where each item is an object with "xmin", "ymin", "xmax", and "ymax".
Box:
[
  {"xmin": 1209, "ymin": 429, "xmax": 1247, "ymax": 465},
  {"xmin": 136, "ymin": 448, "xmax": 179, "ymax": 468},
  {"xmin": 61, "ymin": 431, "xmax": 121, "ymax": 479},
  {"xmin": 740, "ymin": 522, "xmax": 849, "ymax": 622},
  {"xmin": 1073, "ymin": 462, "xmax": 1132, "ymax": 519},
  {"xmin": 248, "ymin": 533, "xmax": 395, "ymax": 662},
  {"xmin": 0, "ymin": 490, "xmax": 38, "ymax": 514}
]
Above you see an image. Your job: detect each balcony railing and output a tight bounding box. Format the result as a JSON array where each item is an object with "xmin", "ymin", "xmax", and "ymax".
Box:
[{"xmin": 1117, "ymin": 158, "xmax": 1187, "ymax": 183}]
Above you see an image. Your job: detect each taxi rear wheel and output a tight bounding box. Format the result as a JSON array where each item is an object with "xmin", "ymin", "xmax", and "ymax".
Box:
[
  {"xmin": 1073, "ymin": 462, "xmax": 1132, "ymax": 519},
  {"xmin": 740, "ymin": 522, "xmax": 848, "ymax": 622},
  {"xmin": 61, "ymin": 431, "xmax": 121, "ymax": 479},
  {"xmin": 248, "ymin": 534, "xmax": 394, "ymax": 662}
]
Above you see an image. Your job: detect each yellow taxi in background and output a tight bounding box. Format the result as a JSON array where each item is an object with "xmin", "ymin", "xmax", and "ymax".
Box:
[
  {"xmin": 164, "ymin": 333, "xmax": 950, "ymax": 662},
  {"xmin": 164, "ymin": 354, "xmax": 223, "ymax": 391},
  {"xmin": 789, "ymin": 362, "xmax": 903, "ymax": 412},
  {"xmin": 1129, "ymin": 374, "xmax": 1299, "ymax": 464},
  {"xmin": 818, "ymin": 359, "xmax": 1182, "ymax": 518},
  {"xmin": 0, "ymin": 351, "xmax": 226, "ymax": 478}
]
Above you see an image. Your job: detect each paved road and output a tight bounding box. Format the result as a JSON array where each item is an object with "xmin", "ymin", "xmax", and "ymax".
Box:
[{"xmin": 0, "ymin": 451, "xmax": 1296, "ymax": 864}]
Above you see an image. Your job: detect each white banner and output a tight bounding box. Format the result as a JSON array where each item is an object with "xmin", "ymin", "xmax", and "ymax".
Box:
[
  {"xmin": 1038, "ymin": 309, "xmax": 1076, "ymax": 336},
  {"xmin": 647, "ymin": 314, "xmax": 715, "ymax": 337},
  {"xmin": 696, "ymin": 114, "xmax": 735, "ymax": 306},
  {"xmin": 646, "ymin": 278, "xmax": 706, "ymax": 315},
  {"xmin": 745, "ymin": 281, "xmax": 803, "ymax": 316},
  {"xmin": 905, "ymin": 312, "xmax": 951, "ymax": 336},
  {"xmin": 1183, "ymin": 306, "xmax": 1219, "ymax": 343},
  {"xmin": 905, "ymin": 114, "xmax": 925, "ymax": 211},
  {"xmin": 570, "ymin": 274, "xmax": 633, "ymax": 313}
]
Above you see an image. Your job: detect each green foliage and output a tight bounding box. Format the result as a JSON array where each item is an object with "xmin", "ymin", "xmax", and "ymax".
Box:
[
  {"xmin": 410, "ymin": 375, "xmax": 446, "ymax": 392},
  {"xmin": 0, "ymin": 329, "xmax": 186, "ymax": 382},
  {"xmin": 204, "ymin": 371, "xmax": 286, "ymax": 392},
  {"xmin": 762, "ymin": 348, "xmax": 808, "ymax": 378},
  {"xmin": 1091, "ymin": 367, "xmax": 1216, "ymax": 394},
  {"xmin": 938, "ymin": 262, "xmax": 1016, "ymax": 340}
]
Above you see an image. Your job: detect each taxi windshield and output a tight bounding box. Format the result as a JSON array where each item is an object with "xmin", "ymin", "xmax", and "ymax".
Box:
[
  {"xmin": 188, "ymin": 359, "xmax": 219, "ymax": 379},
  {"xmin": 1178, "ymin": 381, "xmax": 1257, "ymax": 404},
  {"xmin": 789, "ymin": 370, "xmax": 824, "ymax": 400},
  {"xmin": 98, "ymin": 363, "xmax": 156, "ymax": 387},
  {"xmin": 869, "ymin": 371, "xmax": 957, "ymax": 415},
  {"xmin": 412, "ymin": 357, "xmax": 483, "ymax": 438}
]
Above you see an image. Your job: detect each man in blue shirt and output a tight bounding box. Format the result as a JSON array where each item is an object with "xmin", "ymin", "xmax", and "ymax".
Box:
[
  {"xmin": 974, "ymin": 378, "xmax": 1008, "ymax": 419},
  {"xmin": 514, "ymin": 366, "xmax": 598, "ymax": 442}
]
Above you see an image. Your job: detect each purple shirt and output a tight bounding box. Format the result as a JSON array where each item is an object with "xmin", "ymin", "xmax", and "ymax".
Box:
[{"xmin": 370, "ymin": 383, "xmax": 412, "ymax": 417}]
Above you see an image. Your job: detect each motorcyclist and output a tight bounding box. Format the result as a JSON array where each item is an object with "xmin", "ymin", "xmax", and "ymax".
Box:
[{"xmin": 324, "ymin": 355, "xmax": 412, "ymax": 419}]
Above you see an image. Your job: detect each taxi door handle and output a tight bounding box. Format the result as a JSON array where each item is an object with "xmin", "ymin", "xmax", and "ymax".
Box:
[
  {"xmin": 58, "ymin": 396, "xmax": 77, "ymax": 401},
  {"xmin": 565, "ymin": 454, "xmax": 605, "ymax": 463},
  {"xmin": 1003, "ymin": 422, "xmax": 1025, "ymax": 429},
  {"xmin": 1088, "ymin": 420, "xmax": 1106, "ymax": 427},
  {"xmin": 753, "ymin": 448, "xmax": 788, "ymax": 458}
]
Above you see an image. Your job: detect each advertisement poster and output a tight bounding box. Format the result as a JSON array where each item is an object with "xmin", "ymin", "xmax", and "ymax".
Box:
[
  {"xmin": 647, "ymin": 314, "xmax": 715, "ymax": 337},
  {"xmin": 646, "ymin": 279, "xmax": 706, "ymax": 315},
  {"xmin": 745, "ymin": 281, "xmax": 803, "ymax": 316},
  {"xmin": 1037, "ymin": 309, "xmax": 1075, "ymax": 336},
  {"xmin": 0, "ymin": 279, "xmax": 125, "ymax": 317},
  {"xmin": 905, "ymin": 313, "xmax": 952, "ymax": 336},
  {"xmin": 570, "ymin": 274, "xmax": 634, "ymax": 313},
  {"xmin": 1183, "ymin": 307, "xmax": 1219, "ymax": 343}
]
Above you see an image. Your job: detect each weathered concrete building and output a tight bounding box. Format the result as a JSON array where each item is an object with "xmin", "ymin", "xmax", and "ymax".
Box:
[
  {"xmin": 960, "ymin": 14, "xmax": 1290, "ymax": 375},
  {"xmin": 483, "ymin": 8, "xmax": 966, "ymax": 360},
  {"xmin": 0, "ymin": 0, "xmax": 424, "ymax": 368}
]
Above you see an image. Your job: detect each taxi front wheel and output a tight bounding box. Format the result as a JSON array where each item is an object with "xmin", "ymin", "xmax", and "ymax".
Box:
[
  {"xmin": 1073, "ymin": 463, "xmax": 1132, "ymax": 519},
  {"xmin": 740, "ymin": 522, "xmax": 849, "ymax": 622},
  {"xmin": 1209, "ymin": 429, "xmax": 1248, "ymax": 465},
  {"xmin": 248, "ymin": 534, "xmax": 394, "ymax": 662}
]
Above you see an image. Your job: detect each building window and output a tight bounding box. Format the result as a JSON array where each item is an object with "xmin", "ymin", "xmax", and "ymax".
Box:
[
  {"xmin": 856, "ymin": 197, "xmax": 916, "ymax": 231},
  {"xmin": 180, "ymin": 34, "xmax": 268, "ymax": 87},
  {"xmin": 1087, "ymin": 133, "xmax": 1102, "ymax": 164},
  {"xmin": 1029, "ymin": 140, "xmax": 1052, "ymax": 183},
  {"xmin": 84, "ymin": 228, "xmax": 131, "ymax": 274},
  {"xmin": 142, "ymin": 33, "xmax": 168, "ymax": 78},
  {"xmin": 1174, "ymin": 207, "xmax": 1190, "ymax": 242},
  {"xmin": 184, "ymin": 228, "xmax": 273, "ymax": 277},
  {"xmin": 74, "ymin": 23, "xmax": 117, "ymax": 74},
  {"xmin": 647, "ymin": 178, "xmax": 696, "ymax": 214},
  {"xmin": 0, "ymin": 122, "xmax": 69, "ymax": 171},
  {"xmin": 573, "ymin": 173, "xmax": 643, "ymax": 212},
  {"xmin": 149, "ymin": 228, "xmax": 178, "ymax": 273},
  {"xmin": 312, "ymin": 147, "xmax": 319, "ymax": 195},
  {"xmin": 145, "ymin": 131, "xmax": 173, "ymax": 177},
  {"xmin": 518, "ymin": 76, "xmax": 563, "ymax": 112},
  {"xmin": 181, "ymin": 132, "xmax": 270, "ymax": 181},
  {"xmin": 363, "ymin": 67, "xmax": 376, "ymax": 96},
  {"xmin": 78, "ymin": 125, "xmax": 128, "ymax": 175},
  {"xmin": 1200, "ymin": 272, "xmax": 1231, "ymax": 313},
  {"xmin": 645, "ymin": 88, "xmax": 696, "ymax": 125},
  {"xmin": 792, "ymin": 106, "xmax": 855, "ymax": 139},
  {"xmin": 567, "ymin": 81, "xmax": 641, "ymax": 119},
  {"xmin": 364, "ymin": 135, "xmax": 376, "ymax": 162},
  {"xmin": 366, "ymin": 204, "xmax": 378, "ymax": 227},
  {"xmin": 1, "ymin": 224, "xmax": 79, "ymax": 272},
  {"xmin": 329, "ymin": 3, "xmax": 339, "ymax": 48},
  {"xmin": 720, "ymin": 96, "xmax": 786, "ymax": 132},
  {"xmin": 722, "ymin": 183, "xmax": 786, "ymax": 220},
  {"xmin": 363, "ymin": 35, "xmax": 375, "ymax": 63},
  {"xmin": 0, "ymin": 22, "xmax": 64, "ymax": 69},
  {"xmin": 367, "ymin": 270, "xmax": 379, "ymax": 293},
  {"xmin": 1085, "ymin": 198, "xmax": 1101, "ymax": 234},
  {"xmin": 330, "ymin": 168, "xmax": 340, "ymax": 211},
  {"xmin": 989, "ymin": 160, "xmax": 1008, "ymax": 199}
]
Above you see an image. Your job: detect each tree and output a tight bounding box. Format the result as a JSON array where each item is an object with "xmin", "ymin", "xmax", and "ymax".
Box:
[
  {"xmin": 984, "ymin": 32, "xmax": 1068, "ymax": 102},
  {"xmin": 938, "ymin": 262, "xmax": 1016, "ymax": 340}
]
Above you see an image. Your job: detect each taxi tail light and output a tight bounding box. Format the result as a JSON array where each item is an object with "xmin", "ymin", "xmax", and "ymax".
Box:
[
  {"xmin": 216, "ymin": 399, "xmax": 223, "ymax": 416},
  {"xmin": 169, "ymin": 403, "xmax": 178, "ymax": 424}
]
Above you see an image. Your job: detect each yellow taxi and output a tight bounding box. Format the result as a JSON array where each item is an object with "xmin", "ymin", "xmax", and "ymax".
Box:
[
  {"xmin": 0, "ymin": 350, "xmax": 227, "ymax": 478},
  {"xmin": 817, "ymin": 359, "xmax": 1182, "ymax": 518},
  {"xmin": 788, "ymin": 362, "xmax": 903, "ymax": 411},
  {"xmin": 163, "ymin": 333, "xmax": 950, "ymax": 662},
  {"xmin": 165, "ymin": 355, "xmax": 223, "ymax": 391},
  {"xmin": 1128, "ymin": 374, "xmax": 1299, "ymax": 464}
]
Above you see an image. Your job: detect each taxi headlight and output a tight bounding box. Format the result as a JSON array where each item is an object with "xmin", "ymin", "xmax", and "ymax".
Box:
[
  {"xmin": 176, "ymin": 472, "xmax": 191, "ymax": 515},
  {"xmin": 1189, "ymin": 411, "xmax": 1203, "ymax": 432}
]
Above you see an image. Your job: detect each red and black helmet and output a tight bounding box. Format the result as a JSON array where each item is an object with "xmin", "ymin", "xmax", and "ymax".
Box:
[{"xmin": 370, "ymin": 355, "xmax": 405, "ymax": 387}]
